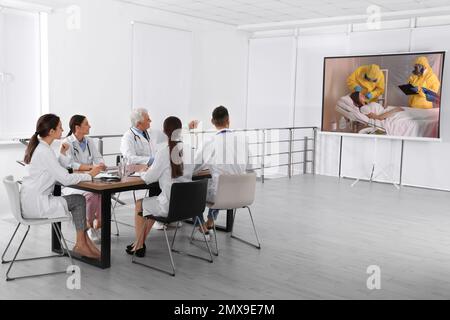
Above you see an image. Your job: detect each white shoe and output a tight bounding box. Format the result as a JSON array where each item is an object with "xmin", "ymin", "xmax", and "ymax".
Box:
[
  {"xmin": 192, "ymin": 230, "xmax": 210, "ymax": 242},
  {"xmin": 87, "ymin": 228, "xmax": 100, "ymax": 243},
  {"xmin": 153, "ymin": 221, "xmax": 165, "ymax": 230}
]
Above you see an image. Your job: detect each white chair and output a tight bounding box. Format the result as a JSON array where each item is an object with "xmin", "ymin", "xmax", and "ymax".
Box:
[
  {"xmin": 2, "ymin": 176, "xmax": 74, "ymax": 281},
  {"xmin": 192, "ymin": 172, "xmax": 261, "ymax": 255}
]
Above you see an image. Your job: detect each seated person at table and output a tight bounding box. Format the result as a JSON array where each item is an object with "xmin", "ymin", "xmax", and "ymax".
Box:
[
  {"xmin": 120, "ymin": 108, "xmax": 168, "ymax": 230},
  {"xmin": 120, "ymin": 108, "xmax": 166, "ymax": 166},
  {"xmin": 349, "ymin": 91, "xmax": 404, "ymax": 121},
  {"xmin": 125, "ymin": 116, "xmax": 193, "ymax": 257},
  {"xmin": 21, "ymin": 114, "xmax": 102, "ymax": 258},
  {"xmin": 59, "ymin": 115, "xmax": 106, "ymax": 243},
  {"xmin": 120, "ymin": 108, "xmax": 198, "ymax": 231},
  {"xmin": 192, "ymin": 106, "xmax": 249, "ymax": 239}
]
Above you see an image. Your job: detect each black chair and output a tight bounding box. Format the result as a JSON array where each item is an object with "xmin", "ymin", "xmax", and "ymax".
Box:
[{"xmin": 132, "ymin": 179, "xmax": 212, "ymax": 276}]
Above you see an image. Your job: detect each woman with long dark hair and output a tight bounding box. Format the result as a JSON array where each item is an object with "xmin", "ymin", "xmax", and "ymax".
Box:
[
  {"xmin": 59, "ymin": 115, "xmax": 106, "ymax": 242},
  {"xmin": 21, "ymin": 114, "xmax": 102, "ymax": 259},
  {"xmin": 126, "ymin": 116, "xmax": 191, "ymax": 257}
]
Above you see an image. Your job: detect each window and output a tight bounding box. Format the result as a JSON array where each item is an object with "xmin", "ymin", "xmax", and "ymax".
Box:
[{"xmin": 0, "ymin": 8, "xmax": 45, "ymax": 139}]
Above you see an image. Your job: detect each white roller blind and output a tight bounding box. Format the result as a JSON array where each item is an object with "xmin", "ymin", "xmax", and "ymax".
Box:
[
  {"xmin": 0, "ymin": 8, "xmax": 41, "ymax": 139},
  {"xmin": 132, "ymin": 22, "xmax": 193, "ymax": 128},
  {"xmin": 246, "ymin": 37, "xmax": 296, "ymax": 129}
]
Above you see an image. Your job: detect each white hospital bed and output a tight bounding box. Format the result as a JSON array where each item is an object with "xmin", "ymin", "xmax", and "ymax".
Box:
[
  {"xmin": 335, "ymin": 96, "xmax": 386, "ymax": 134},
  {"xmin": 335, "ymin": 95, "xmax": 439, "ymax": 137}
]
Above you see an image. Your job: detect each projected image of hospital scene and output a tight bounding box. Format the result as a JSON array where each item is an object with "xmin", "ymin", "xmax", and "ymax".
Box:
[{"xmin": 322, "ymin": 52, "xmax": 444, "ymax": 138}]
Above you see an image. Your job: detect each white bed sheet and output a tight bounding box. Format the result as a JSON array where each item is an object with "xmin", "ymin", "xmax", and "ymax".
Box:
[
  {"xmin": 384, "ymin": 107, "xmax": 439, "ymax": 138},
  {"xmin": 336, "ymin": 95, "xmax": 439, "ymax": 138}
]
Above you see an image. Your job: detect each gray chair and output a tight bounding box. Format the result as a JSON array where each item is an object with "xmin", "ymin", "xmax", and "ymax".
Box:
[
  {"xmin": 2, "ymin": 176, "xmax": 74, "ymax": 281},
  {"xmin": 194, "ymin": 172, "xmax": 261, "ymax": 256}
]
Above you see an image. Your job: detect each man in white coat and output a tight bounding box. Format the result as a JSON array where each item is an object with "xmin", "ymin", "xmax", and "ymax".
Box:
[
  {"xmin": 120, "ymin": 108, "xmax": 167, "ymax": 166},
  {"xmin": 193, "ymin": 106, "xmax": 249, "ymax": 238},
  {"xmin": 120, "ymin": 108, "xmax": 167, "ymax": 229}
]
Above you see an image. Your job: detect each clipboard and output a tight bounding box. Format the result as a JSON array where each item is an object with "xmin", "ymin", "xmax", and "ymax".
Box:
[{"xmin": 398, "ymin": 84, "xmax": 418, "ymax": 95}]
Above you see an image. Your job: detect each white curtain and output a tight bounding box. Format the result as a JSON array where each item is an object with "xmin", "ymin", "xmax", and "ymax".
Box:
[
  {"xmin": 0, "ymin": 8, "xmax": 40, "ymax": 139},
  {"xmin": 132, "ymin": 22, "xmax": 193, "ymax": 129}
]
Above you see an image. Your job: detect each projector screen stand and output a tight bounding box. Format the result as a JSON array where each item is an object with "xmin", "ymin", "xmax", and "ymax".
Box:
[{"xmin": 350, "ymin": 137, "xmax": 400, "ymax": 190}]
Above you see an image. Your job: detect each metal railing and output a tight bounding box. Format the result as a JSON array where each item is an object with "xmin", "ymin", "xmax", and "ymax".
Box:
[{"xmin": 20, "ymin": 126, "xmax": 318, "ymax": 183}]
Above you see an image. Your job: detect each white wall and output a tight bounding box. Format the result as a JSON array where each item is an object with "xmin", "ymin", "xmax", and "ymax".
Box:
[
  {"xmin": 0, "ymin": 0, "xmax": 249, "ymax": 215},
  {"xmin": 400, "ymin": 25, "xmax": 450, "ymax": 190},
  {"xmin": 47, "ymin": 0, "xmax": 249, "ymax": 135}
]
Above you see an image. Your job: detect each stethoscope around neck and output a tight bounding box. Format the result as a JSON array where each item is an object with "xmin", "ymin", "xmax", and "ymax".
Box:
[
  {"xmin": 130, "ymin": 128, "xmax": 150, "ymax": 143},
  {"xmin": 72, "ymin": 140, "xmax": 92, "ymax": 158}
]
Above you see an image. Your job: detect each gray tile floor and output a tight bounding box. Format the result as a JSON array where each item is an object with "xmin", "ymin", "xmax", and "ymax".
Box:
[{"xmin": 1, "ymin": 175, "xmax": 450, "ymax": 299}]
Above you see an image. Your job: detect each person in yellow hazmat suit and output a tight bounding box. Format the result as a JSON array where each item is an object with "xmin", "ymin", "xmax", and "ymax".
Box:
[
  {"xmin": 347, "ymin": 64, "xmax": 385, "ymax": 103},
  {"xmin": 408, "ymin": 56, "xmax": 441, "ymax": 109}
]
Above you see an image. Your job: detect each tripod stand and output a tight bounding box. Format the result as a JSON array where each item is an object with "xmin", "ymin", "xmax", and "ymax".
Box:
[{"xmin": 350, "ymin": 137, "xmax": 400, "ymax": 190}]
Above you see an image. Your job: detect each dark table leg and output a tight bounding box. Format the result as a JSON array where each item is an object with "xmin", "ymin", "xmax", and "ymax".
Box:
[
  {"xmin": 68, "ymin": 191, "xmax": 111, "ymax": 269},
  {"xmin": 52, "ymin": 185, "xmax": 62, "ymax": 253},
  {"xmin": 100, "ymin": 191, "xmax": 111, "ymax": 269},
  {"xmin": 226, "ymin": 209, "xmax": 234, "ymax": 232},
  {"xmin": 51, "ymin": 186, "xmax": 112, "ymax": 269}
]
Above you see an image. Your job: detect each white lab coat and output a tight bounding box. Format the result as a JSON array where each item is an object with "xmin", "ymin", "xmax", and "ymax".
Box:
[
  {"xmin": 20, "ymin": 141, "xmax": 92, "ymax": 219},
  {"xmin": 193, "ymin": 129, "xmax": 249, "ymax": 203},
  {"xmin": 120, "ymin": 128, "xmax": 167, "ymax": 165},
  {"xmin": 59, "ymin": 134, "xmax": 104, "ymax": 170},
  {"xmin": 58, "ymin": 134, "xmax": 104, "ymax": 196},
  {"xmin": 141, "ymin": 144, "xmax": 193, "ymax": 217}
]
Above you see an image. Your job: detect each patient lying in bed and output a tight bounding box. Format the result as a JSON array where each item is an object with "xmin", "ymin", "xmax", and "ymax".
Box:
[
  {"xmin": 336, "ymin": 92, "xmax": 439, "ymax": 138},
  {"xmin": 349, "ymin": 92, "xmax": 404, "ymax": 120}
]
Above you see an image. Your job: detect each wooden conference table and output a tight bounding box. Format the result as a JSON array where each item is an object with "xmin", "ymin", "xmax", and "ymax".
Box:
[{"xmin": 51, "ymin": 170, "xmax": 234, "ymax": 269}]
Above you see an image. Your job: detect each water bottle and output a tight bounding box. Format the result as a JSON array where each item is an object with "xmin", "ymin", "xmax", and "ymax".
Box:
[
  {"xmin": 123, "ymin": 156, "xmax": 128, "ymax": 177},
  {"xmin": 118, "ymin": 156, "xmax": 124, "ymax": 180},
  {"xmin": 339, "ymin": 116, "xmax": 347, "ymax": 130}
]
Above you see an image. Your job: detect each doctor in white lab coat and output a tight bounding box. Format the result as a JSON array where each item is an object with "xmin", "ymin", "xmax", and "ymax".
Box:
[
  {"xmin": 120, "ymin": 109, "xmax": 199, "ymax": 231},
  {"xmin": 20, "ymin": 114, "xmax": 102, "ymax": 259},
  {"xmin": 59, "ymin": 115, "xmax": 107, "ymax": 242},
  {"xmin": 60, "ymin": 119, "xmax": 105, "ymax": 171},
  {"xmin": 120, "ymin": 108, "xmax": 167, "ymax": 166},
  {"xmin": 125, "ymin": 116, "xmax": 194, "ymax": 256},
  {"xmin": 193, "ymin": 106, "xmax": 249, "ymax": 233}
]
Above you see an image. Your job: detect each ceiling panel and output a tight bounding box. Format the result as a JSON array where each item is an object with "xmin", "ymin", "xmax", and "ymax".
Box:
[{"xmin": 15, "ymin": 0, "xmax": 450, "ymax": 26}]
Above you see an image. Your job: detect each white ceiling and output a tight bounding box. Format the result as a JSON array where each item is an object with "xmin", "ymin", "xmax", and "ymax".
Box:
[
  {"xmin": 117, "ymin": 0, "xmax": 450, "ymax": 26},
  {"xmin": 6, "ymin": 0, "xmax": 450, "ymax": 26}
]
